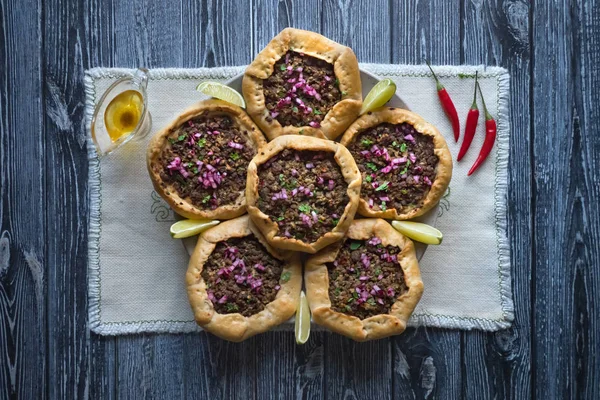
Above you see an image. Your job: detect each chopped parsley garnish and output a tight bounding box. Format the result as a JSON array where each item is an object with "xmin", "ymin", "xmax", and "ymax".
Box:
[
  {"xmin": 280, "ymin": 64, "xmax": 286, "ymax": 71},
  {"xmin": 366, "ymin": 162, "xmax": 378, "ymax": 171},
  {"xmin": 392, "ymin": 141, "xmax": 399, "ymax": 148},
  {"xmin": 347, "ymin": 297, "xmax": 355, "ymax": 303},
  {"xmin": 332, "ymin": 218, "xmax": 339, "ymax": 226},
  {"xmin": 225, "ymin": 303, "xmax": 239, "ymax": 312},
  {"xmin": 341, "ymin": 91, "xmax": 348, "ymax": 96},
  {"xmin": 400, "ymin": 165, "xmax": 409, "ymax": 175},
  {"xmin": 313, "ymin": 109, "xmax": 322, "ymax": 115},
  {"xmin": 381, "ymin": 201, "xmax": 387, "ymax": 211},
  {"xmin": 276, "ymin": 216, "xmax": 285, "ymax": 221},
  {"xmin": 298, "ymin": 204, "xmax": 311, "ymax": 213},
  {"xmin": 292, "ymin": 106, "xmax": 299, "ymax": 113},
  {"xmin": 401, "ymin": 189, "xmax": 408, "ymax": 194},
  {"xmin": 299, "ymin": 129, "xmax": 304, "ymax": 135},
  {"xmin": 400, "ymin": 143, "xmax": 407, "ymax": 152},
  {"xmin": 352, "ymin": 291, "xmax": 359, "ymax": 299},
  {"xmin": 335, "ymin": 78, "xmax": 340, "ymax": 87},
  {"xmin": 202, "ymin": 195, "xmax": 211, "ymax": 204},
  {"xmin": 333, "ymin": 287, "xmax": 341, "ymax": 297},
  {"xmin": 374, "ymin": 268, "xmax": 382, "ymax": 275},
  {"xmin": 230, "ymin": 152, "xmax": 240, "ymax": 161},
  {"xmin": 367, "ymin": 298, "xmax": 377, "ymax": 306},
  {"xmin": 344, "ymin": 305, "xmax": 352, "ymax": 312},
  {"xmin": 281, "ymin": 271, "xmax": 291, "ymax": 283},
  {"xmin": 279, "ymin": 174, "xmax": 285, "ymax": 182},
  {"xmin": 197, "ymin": 138, "xmax": 207, "ymax": 148},
  {"xmin": 375, "ymin": 181, "xmax": 389, "ymax": 191},
  {"xmin": 193, "ymin": 167, "xmax": 199, "ymax": 174},
  {"xmin": 177, "ymin": 134, "xmax": 186, "ymax": 141},
  {"xmin": 350, "ymin": 241, "xmax": 362, "ymax": 250},
  {"xmin": 168, "ymin": 138, "xmax": 176, "ymax": 144},
  {"xmin": 365, "ymin": 175, "xmax": 372, "ymax": 183},
  {"xmin": 361, "ymin": 139, "xmax": 373, "ymax": 147}
]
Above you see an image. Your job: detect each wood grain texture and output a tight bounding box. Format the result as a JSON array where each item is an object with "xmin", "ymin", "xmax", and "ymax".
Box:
[
  {"xmin": 0, "ymin": 0, "xmax": 46, "ymax": 398},
  {"xmin": 532, "ymin": 0, "xmax": 600, "ymax": 398},
  {"xmin": 322, "ymin": 0, "xmax": 391, "ymax": 63},
  {"xmin": 390, "ymin": 1, "xmax": 463, "ymax": 399},
  {"xmin": 2, "ymin": 0, "xmax": 600, "ymax": 398},
  {"xmin": 462, "ymin": 1, "xmax": 532, "ymax": 399}
]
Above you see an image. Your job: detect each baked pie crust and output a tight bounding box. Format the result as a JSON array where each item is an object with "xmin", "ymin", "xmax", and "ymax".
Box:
[
  {"xmin": 186, "ymin": 215, "xmax": 302, "ymax": 342},
  {"xmin": 304, "ymin": 218, "xmax": 424, "ymax": 341},
  {"xmin": 246, "ymin": 135, "xmax": 361, "ymax": 254},
  {"xmin": 147, "ymin": 99, "xmax": 267, "ymax": 220},
  {"xmin": 242, "ymin": 28, "xmax": 362, "ymax": 141},
  {"xmin": 340, "ymin": 108, "xmax": 452, "ymax": 220}
]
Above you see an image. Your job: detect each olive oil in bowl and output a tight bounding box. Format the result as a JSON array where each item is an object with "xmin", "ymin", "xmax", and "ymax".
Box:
[{"xmin": 104, "ymin": 90, "xmax": 144, "ymax": 142}]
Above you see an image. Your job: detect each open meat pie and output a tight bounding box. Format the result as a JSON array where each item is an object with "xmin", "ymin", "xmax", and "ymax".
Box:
[
  {"xmin": 186, "ymin": 215, "xmax": 302, "ymax": 342},
  {"xmin": 246, "ymin": 135, "xmax": 361, "ymax": 254},
  {"xmin": 242, "ymin": 28, "xmax": 362, "ymax": 140},
  {"xmin": 147, "ymin": 100, "xmax": 266, "ymax": 220},
  {"xmin": 340, "ymin": 108, "xmax": 452, "ymax": 220},
  {"xmin": 304, "ymin": 218, "xmax": 424, "ymax": 341}
]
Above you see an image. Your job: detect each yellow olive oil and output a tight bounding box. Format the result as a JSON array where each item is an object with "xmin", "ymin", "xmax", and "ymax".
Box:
[{"xmin": 104, "ymin": 90, "xmax": 143, "ymax": 142}]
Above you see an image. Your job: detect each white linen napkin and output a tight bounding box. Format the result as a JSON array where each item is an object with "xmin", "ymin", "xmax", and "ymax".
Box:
[{"xmin": 85, "ymin": 64, "xmax": 513, "ymax": 335}]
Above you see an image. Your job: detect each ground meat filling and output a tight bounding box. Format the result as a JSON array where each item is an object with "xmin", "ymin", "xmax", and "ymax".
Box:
[
  {"xmin": 202, "ymin": 237, "xmax": 289, "ymax": 316},
  {"xmin": 257, "ymin": 149, "xmax": 348, "ymax": 244},
  {"xmin": 327, "ymin": 237, "xmax": 407, "ymax": 319},
  {"xmin": 346, "ymin": 122, "xmax": 438, "ymax": 213},
  {"xmin": 159, "ymin": 114, "xmax": 255, "ymax": 209},
  {"xmin": 263, "ymin": 51, "xmax": 342, "ymax": 128}
]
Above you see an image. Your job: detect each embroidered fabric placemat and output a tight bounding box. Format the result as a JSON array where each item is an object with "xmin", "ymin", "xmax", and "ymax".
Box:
[{"xmin": 85, "ymin": 64, "xmax": 513, "ymax": 335}]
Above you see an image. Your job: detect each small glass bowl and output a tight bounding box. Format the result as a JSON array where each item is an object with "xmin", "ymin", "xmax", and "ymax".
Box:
[{"xmin": 90, "ymin": 68, "xmax": 152, "ymax": 156}]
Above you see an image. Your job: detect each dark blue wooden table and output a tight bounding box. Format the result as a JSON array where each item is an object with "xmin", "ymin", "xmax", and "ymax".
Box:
[{"xmin": 1, "ymin": 0, "xmax": 599, "ymax": 398}]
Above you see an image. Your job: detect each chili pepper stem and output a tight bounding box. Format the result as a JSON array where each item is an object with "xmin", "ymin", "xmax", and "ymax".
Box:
[
  {"xmin": 471, "ymin": 72, "xmax": 479, "ymax": 109},
  {"xmin": 477, "ymin": 81, "xmax": 493, "ymax": 121},
  {"xmin": 425, "ymin": 60, "xmax": 444, "ymax": 91}
]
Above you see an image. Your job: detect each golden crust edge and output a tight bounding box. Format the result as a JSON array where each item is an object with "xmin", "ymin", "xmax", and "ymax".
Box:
[
  {"xmin": 185, "ymin": 215, "xmax": 302, "ymax": 342},
  {"xmin": 339, "ymin": 107, "xmax": 453, "ymax": 220},
  {"xmin": 246, "ymin": 135, "xmax": 361, "ymax": 254},
  {"xmin": 147, "ymin": 99, "xmax": 267, "ymax": 220},
  {"xmin": 242, "ymin": 28, "xmax": 362, "ymax": 141},
  {"xmin": 304, "ymin": 218, "xmax": 423, "ymax": 341}
]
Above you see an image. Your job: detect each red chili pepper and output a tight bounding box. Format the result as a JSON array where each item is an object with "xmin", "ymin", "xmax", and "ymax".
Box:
[
  {"xmin": 426, "ymin": 61, "xmax": 460, "ymax": 142},
  {"xmin": 468, "ymin": 81, "xmax": 497, "ymax": 176},
  {"xmin": 457, "ymin": 72, "xmax": 480, "ymax": 161}
]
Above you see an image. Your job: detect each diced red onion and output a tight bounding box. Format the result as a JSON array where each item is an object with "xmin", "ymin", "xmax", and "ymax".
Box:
[
  {"xmin": 328, "ymin": 180, "xmax": 335, "ymax": 190},
  {"xmin": 324, "ymin": 75, "xmax": 331, "ymax": 81},
  {"xmin": 359, "ymin": 276, "xmax": 369, "ymax": 281},
  {"xmin": 413, "ymin": 175, "xmax": 420, "ymax": 183},
  {"xmin": 424, "ymin": 176, "xmax": 432, "ymax": 186},
  {"xmin": 377, "ymin": 298, "xmax": 384, "ymax": 305},
  {"xmin": 275, "ymin": 285, "xmax": 281, "ymax": 290},
  {"xmin": 218, "ymin": 295, "xmax": 228, "ymax": 304},
  {"xmin": 409, "ymin": 153, "xmax": 417, "ymax": 163},
  {"xmin": 255, "ymin": 263, "xmax": 266, "ymax": 272},
  {"xmin": 387, "ymin": 287, "xmax": 395, "ymax": 297},
  {"xmin": 308, "ymin": 121, "xmax": 320, "ymax": 128},
  {"xmin": 368, "ymin": 237, "xmax": 382, "ymax": 246},
  {"xmin": 404, "ymin": 134, "xmax": 415, "ymax": 142},
  {"xmin": 228, "ymin": 141, "xmax": 244, "ymax": 150},
  {"xmin": 207, "ymin": 291, "xmax": 215, "ymax": 302},
  {"xmin": 291, "ymin": 168, "xmax": 298, "ymax": 177},
  {"xmin": 305, "ymin": 162, "xmax": 314, "ymax": 169},
  {"xmin": 311, "ymin": 210, "xmax": 318, "ymax": 222}
]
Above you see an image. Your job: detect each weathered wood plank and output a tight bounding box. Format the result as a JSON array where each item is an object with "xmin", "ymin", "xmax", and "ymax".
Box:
[
  {"xmin": 43, "ymin": 0, "xmax": 97, "ymax": 396},
  {"xmin": 322, "ymin": 0, "xmax": 391, "ymax": 63},
  {"xmin": 0, "ymin": 0, "xmax": 46, "ymax": 398},
  {"xmin": 462, "ymin": 1, "xmax": 532, "ymax": 399},
  {"xmin": 89, "ymin": 335, "xmax": 117, "ymax": 400},
  {"xmin": 390, "ymin": 1, "xmax": 463, "ymax": 399},
  {"xmin": 251, "ymin": 0, "xmax": 323, "ymax": 55},
  {"xmin": 533, "ymin": 0, "xmax": 600, "ymax": 398},
  {"xmin": 181, "ymin": 0, "xmax": 253, "ymax": 68}
]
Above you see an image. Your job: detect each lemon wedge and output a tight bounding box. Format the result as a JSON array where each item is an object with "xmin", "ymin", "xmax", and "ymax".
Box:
[
  {"xmin": 196, "ymin": 81, "xmax": 246, "ymax": 108},
  {"xmin": 170, "ymin": 219, "xmax": 220, "ymax": 239},
  {"xmin": 391, "ymin": 221, "xmax": 443, "ymax": 245},
  {"xmin": 360, "ymin": 79, "xmax": 396, "ymax": 115},
  {"xmin": 295, "ymin": 291, "xmax": 311, "ymax": 345}
]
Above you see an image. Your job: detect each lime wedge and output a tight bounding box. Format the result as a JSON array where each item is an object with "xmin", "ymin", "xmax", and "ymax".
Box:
[
  {"xmin": 391, "ymin": 221, "xmax": 443, "ymax": 245},
  {"xmin": 196, "ymin": 81, "xmax": 246, "ymax": 108},
  {"xmin": 295, "ymin": 291, "xmax": 311, "ymax": 345},
  {"xmin": 360, "ymin": 79, "xmax": 396, "ymax": 115},
  {"xmin": 170, "ymin": 219, "xmax": 220, "ymax": 239}
]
